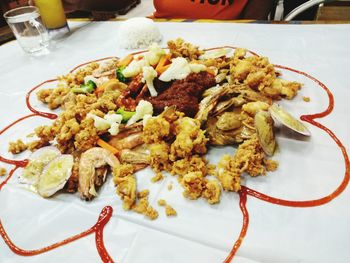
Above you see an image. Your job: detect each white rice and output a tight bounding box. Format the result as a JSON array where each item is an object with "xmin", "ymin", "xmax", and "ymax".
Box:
[{"xmin": 117, "ymin": 17, "xmax": 162, "ymax": 49}]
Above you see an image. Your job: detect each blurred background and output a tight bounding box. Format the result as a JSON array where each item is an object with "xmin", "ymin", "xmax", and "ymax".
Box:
[{"xmin": 1, "ymin": 0, "xmax": 350, "ymax": 45}]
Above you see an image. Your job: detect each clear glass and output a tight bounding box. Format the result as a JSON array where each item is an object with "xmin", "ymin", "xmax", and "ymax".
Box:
[{"xmin": 4, "ymin": 6, "xmax": 50, "ymax": 55}]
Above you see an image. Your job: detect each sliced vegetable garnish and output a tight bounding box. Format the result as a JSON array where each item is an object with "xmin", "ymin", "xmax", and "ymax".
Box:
[
  {"xmin": 97, "ymin": 139, "xmax": 119, "ymax": 155},
  {"xmin": 117, "ymin": 54, "xmax": 134, "ymax": 67}
]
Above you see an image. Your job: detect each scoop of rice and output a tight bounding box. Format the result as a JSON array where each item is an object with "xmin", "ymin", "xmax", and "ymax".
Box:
[{"xmin": 118, "ymin": 17, "xmax": 162, "ymax": 49}]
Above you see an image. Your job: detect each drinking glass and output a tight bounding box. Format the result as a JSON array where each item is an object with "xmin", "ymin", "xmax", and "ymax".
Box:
[
  {"xmin": 4, "ymin": 6, "xmax": 50, "ymax": 54},
  {"xmin": 34, "ymin": 0, "xmax": 70, "ymax": 39}
]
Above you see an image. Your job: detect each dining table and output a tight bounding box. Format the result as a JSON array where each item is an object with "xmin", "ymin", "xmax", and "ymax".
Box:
[{"xmin": 0, "ymin": 19, "xmax": 350, "ymax": 263}]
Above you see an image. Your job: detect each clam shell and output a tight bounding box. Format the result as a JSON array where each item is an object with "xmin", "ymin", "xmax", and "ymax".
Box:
[
  {"xmin": 19, "ymin": 146, "xmax": 61, "ymax": 185},
  {"xmin": 254, "ymin": 111, "xmax": 276, "ymax": 156},
  {"xmin": 37, "ymin": 154, "xmax": 74, "ymax": 198},
  {"xmin": 269, "ymin": 103, "xmax": 311, "ymax": 136}
]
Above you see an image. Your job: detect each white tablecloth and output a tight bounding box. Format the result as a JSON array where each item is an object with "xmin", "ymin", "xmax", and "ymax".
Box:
[{"xmin": 0, "ymin": 21, "xmax": 350, "ymax": 263}]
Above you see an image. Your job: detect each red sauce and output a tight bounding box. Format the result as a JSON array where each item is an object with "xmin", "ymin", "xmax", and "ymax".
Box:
[
  {"xmin": 0, "ymin": 206, "xmax": 114, "ymax": 262},
  {"xmin": 223, "ymin": 190, "xmax": 249, "ymax": 263},
  {"xmin": 224, "ymin": 65, "xmax": 348, "ymax": 261},
  {"xmin": 26, "ymin": 79, "xmax": 59, "ymax": 119},
  {"xmin": 0, "ymin": 166, "xmax": 20, "ymax": 191},
  {"xmin": 0, "ymin": 55, "xmax": 348, "ymax": 263}
]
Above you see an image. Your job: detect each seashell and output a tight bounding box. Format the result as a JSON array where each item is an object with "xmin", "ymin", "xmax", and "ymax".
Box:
[
  {"xmin": 20, "ymin": 146, "xmax": 61, "ymax": 186},
  {"xmin": 37, "ymin": 155, "xmax": 74, "ymax": 198},
  {"xmin": 269, "ymin": 103, "xmax": 311, "ymax": 136},
  {"xmin": 254, "ymin": 111, "xmax": 276, "ymax": 156}
]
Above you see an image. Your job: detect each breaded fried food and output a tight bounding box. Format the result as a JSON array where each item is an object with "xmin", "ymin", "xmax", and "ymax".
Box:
[
  {"xmin": 171, "ymin": 155, "xmax": 208, "ymax": 177},
  {"xmin": 149, "ymin": 142, "xmax": 170, "ymax": 172},
  {"xmin": 133, "ymin": 196, "xmax": 159, "ymax": 220},
  {"xmin": 181, "ymin": 171, "xmax": 206, "ymax": 200},
  {"xmin": 143, "ymin": 116, "xmax": 170, "ymax": 144},
  {"xmin": 8, "ymin": 139, "xmax": 27, "ymax": 154},
  {"xmin": 170, "ymin": 117, "xmax": 208, "ymax": 160},
  {"xmin": 202, "ymin": 179, "xmax": 221, "ymax": 205},
  {"xmin": 168, "ymin": 38, "xmax": 204, "ymax": 60},
  {"xmin": 113, "ymin": 164, "xmax": 136, "ymax": 210},
  {"xmin": 216, "ymin": 135, "xmax": 278, "ymax": 192},
  {"xmin": 180, "ymin": 171, "xmax": 222, "ymax": 204}
]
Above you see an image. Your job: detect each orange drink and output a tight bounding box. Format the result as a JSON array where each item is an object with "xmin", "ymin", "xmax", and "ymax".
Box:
[{"xmin": 34, "ymin": 0, "xmax": 67, "ymax": 29}]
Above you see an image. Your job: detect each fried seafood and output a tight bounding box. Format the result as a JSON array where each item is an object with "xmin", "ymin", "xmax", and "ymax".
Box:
[
  {"xmin": 149, "ymin": 142, "xmax": 170, "ymax": 172},
  {"xmin": 8, "ymin": 139, "xmax": 27, "ymax": 154},
  {"xmin": 205, "ymin": 110, "xmax": 255, "ymax": 145},
  {"xmin": 37, "ymin": 86, "xmax": 70, "ymax": 110},
  {"xmin": 113, "ymin": 163, "xmax": 137, "ymax": 210},
  {"xmin": 181, "ymin": 172, "xmax": 205, "ymax": 200},
  {"xmin": 168, "ymin": 38, "xmax": 204, "ymax": 60},
  {"xmin": 7, "ymin": 39, "xmax": 308, "ymax": 221},
  {"xmin": 170, "ymin": 117, "xmax": 208, "ymax": 160},
  {"xmin": 78, "ymin": 147, "xmax": 119, "ymax": 200},
  {"xmin": 180, "ymin": 171, "xmax": 221, "ymax": 204},
  {"xmin": 216, "ymin": 135, "xmax": 278, "ymax": 192},
  {"xmin": 171, "ymin": 155, "xmax": 208, "ymax": 177}
]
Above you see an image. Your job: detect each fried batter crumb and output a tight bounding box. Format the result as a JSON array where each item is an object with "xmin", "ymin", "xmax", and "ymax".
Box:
[
  {"xmin": 202, "ymin": 179, "xmax": 221, "ymax": 205},
  {"xmin": 8, "ymin": 139, "xmax": 28, "ymax": 154},
  {"xmin": 0, "ymin": 167, "xmax": 7, "ymax": 177},
  {"xmin": 303, "ymin": 96, "xmax": 310, "ymax": 102},
  {"xmin": 171, "ymin": 155, "xmax": 207, "ymax": 177},
  {"xmin": 149, "ymin": 142, "xmax": 170, "ymax": 172},
  {"xmin": 167, "ymin": 182, "xmax": 173, "ymax": 191},
  {"xmin": 157, "ymin": 199, "xmax": 177, "ymax": 217},
  {"xmin": 113, "ymin": 164, "xmax": 136, "ymax": 210},
  {"xmin": 137, "ymin": 189, "xmax": 150, "ymax": 199},
  {"xmin": 113, "ymin": 163, "xmax": 134, "ymax": 181},
  {"xmin": 151, "ymin": 172, "xmax": 164, "ymax": 183},
  {"xmin": 143, "ymin": 116, "xmax": 170, "ymax": 144},
  {"xmin": 165, "ymin": 205, "xmax": 177, "ymax": 217},
  {"xmin": 170, "ymin": 117, "xmax": 208, "ymax": 161},
  {"xmin": 216, "ymin": 135, "xmax": 276, "ymax": 192},
  {"xmin": 207, "ymin": 164, "xmax": 216, "ymax": 176},
  {"xmin": 168, "ymin": 38, "xmax": 204, "ymax": 60},
  {"xmin": 27, "ymin": 139, "xmax": 50, "ymax": 152},
  {"xmin": 264, "ymin": 159, "xmax": 279, "ymax": 172},
  {"xmin": 36, "ymin": 86, "xmax": 70, "ymax": 110},
  {"xmin": 158, "ymin": 199, "xmax": 166, "ymax": 206},
  {"xmin": 133, "ymin": 197, "xmax": 159, "ymax": 220},
  {"xmin": 115, "ymin": 175, "xmax": 137, "ymax": 210}
]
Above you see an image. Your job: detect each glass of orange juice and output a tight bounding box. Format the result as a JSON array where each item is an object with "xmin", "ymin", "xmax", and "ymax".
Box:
[{"xmin": 34, "ymin": 0, "xmax": 70, "ymax": 39}]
